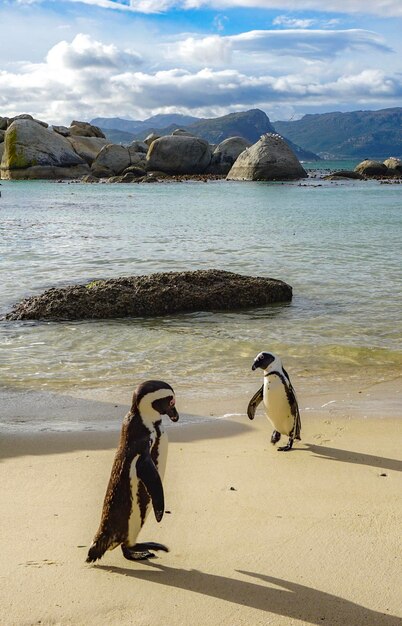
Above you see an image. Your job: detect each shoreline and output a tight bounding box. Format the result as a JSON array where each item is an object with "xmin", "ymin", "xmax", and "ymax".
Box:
[{"xmin": 1, "ymin": 372, "xmax": 401, "ymax": 434}]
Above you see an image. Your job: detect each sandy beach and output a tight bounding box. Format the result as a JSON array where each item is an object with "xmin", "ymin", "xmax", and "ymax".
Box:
[{"xmin": 1, "ymin": 381, "xmax": 401, "ymax": 626}]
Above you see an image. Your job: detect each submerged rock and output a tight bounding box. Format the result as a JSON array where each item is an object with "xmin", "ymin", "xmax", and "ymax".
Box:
[
  {"xmin": 324, "ymin": 170, "xmax": 363, "ymax": 180},
  {"xmin": 5, "ymin": 270, "xmax": 292, "ymax": 321}
]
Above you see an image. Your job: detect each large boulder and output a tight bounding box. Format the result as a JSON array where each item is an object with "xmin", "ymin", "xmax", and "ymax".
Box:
[
  {"xmin": 147, "ymin": 135, "xmax": 212, "ymax": 175},
  {"xmin": 5, "ymin": 269, "xmax": 293, "ymax": 321},
  {"xmin": 0, "ymin": 117, "xmax": 8, "ymax": 131},
  {"xmin": 129, "ymin": 140, "xmax": 148, "ymax": 154},
  {"xmin": 355, "ymin": 159, "xmax": 388, "ymax": 177},
  {"xmin": 0, "ymin": 129, "xmax": 4, "ymax": 143},
  {"xmin": 172, "ymin": 128, "xmax": 195, "ymax": 137},
  {"xmin": 52, "ymin": 125, "xmax": 71, "ymax": 137},
  {"xmin": 127, "ymin": 146, "xmax": 147, "ymax": 168},
  {"xmin": 144, "ymin": 132, "xmax": 160, "ymax": 147},
  {"xmin": 0, "ymin": 118, "xmax": 90, "ymax": 179},
  {"xmin": 69, "ymin": 120, "xmax": 105, "ymax": 138},
  {"xmin": 227, "ymin": 133, "xmax": 307, "ymax": 181},
  {"xmin": 91, "ymin": 144, "xmax": 131, "ymax": 177},
  {"xmin": 6, "ymin": 113, "xmax": 48, "ymax": 128},
  {"xmin": 207, "ymin": 136, "xmax": 251, "ymax": 175},
  {"xmin": 67, "ymin": 135, "xmax": 110, "ymax": 165},
  {"xmin": 383, "ymin": 157, "xmax": 402, "ymax": 175}
]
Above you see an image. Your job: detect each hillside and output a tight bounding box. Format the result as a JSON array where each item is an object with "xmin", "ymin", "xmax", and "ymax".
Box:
[
  {"xmin": 91, "ymin": 113, "xmax": 199, "ymax": 135},
  {"xmin": 274, "ymin": 108, "xmax": 402, "ymax": 159},
  {"xmin": 92, "ymin": 109, "xmax": 319, "ymax": 160}
]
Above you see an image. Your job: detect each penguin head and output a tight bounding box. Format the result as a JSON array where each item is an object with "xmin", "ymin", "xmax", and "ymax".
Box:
[
  {"xmin": 133, "ymin": 380, "xmax": 179, "ymax": 422},
  {"xmin": 251, "ymin": 351, "xmax": 279, "ymax": 372}
]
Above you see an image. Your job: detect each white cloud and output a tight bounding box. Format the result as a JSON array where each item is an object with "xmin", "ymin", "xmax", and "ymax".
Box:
[
  {"xmin": 67, "ymin": 0, "xmax": 173, "ymax": 13},
  {"xmin": 0, "ymin": 32, "xmax": 400, "ymax": 124},
  {"xmin": 53, "ymin": 0, "xmax": 402, "ymax": 17},
  {"xmin": 213, "ymin": 14, "xmax": 228, "ymax": 32},
  {"xmin": 177, "ymin": 35, "xmax": 232, "ymax": 65},
  {"xmin": 175, "ymin": 29, "xmax": 392, "ymax": 66},
  {"xmin": 273, "ymin": 16, "xmax": 316, "ymax": 28},
  {"xmin": 272, "ymin": 16, "xmax": 341, "ymax": 29},
  {"xmin": 7, "ymin": 0, "xmax": 402, "ymax": 16},
  {"xmin": 46, "ymin": 33, "xmax": 142, "ymax": 70}
]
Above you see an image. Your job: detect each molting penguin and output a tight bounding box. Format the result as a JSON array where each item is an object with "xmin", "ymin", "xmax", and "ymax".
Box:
[
  {"xmin": 247, "ymin": 352, "xmax": 301, "ymax": 451},
  {"xmin": 86, "ymin": 380, "xmax": 179, "ymax": 563}
]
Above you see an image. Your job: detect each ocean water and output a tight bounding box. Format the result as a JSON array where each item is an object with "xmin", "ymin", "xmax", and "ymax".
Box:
[{"xmin": 0, "ymin": 174, "xmax": 401, "ymax": 409}]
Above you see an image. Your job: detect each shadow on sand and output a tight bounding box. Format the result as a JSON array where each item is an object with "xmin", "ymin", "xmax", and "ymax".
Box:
[
  {"xmin": 304, "ymin": 443, "xmax": 402, "ymax": 472},
  {"xmin": 0, "ymin": 407, "xmax": 252, "ymax": 461},
  {"xmin": 96, "ymin": 563, "xmax": 400, "ymax": 625}
]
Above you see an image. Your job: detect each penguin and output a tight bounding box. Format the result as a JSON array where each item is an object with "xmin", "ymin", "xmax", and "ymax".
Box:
[
  {"xmin": 86, "ymin": 379, "xmax": 179, "ymax": 563},
  {"xmin": 247, "ymin": 352, "xmax": 301, "ymax": 451}
]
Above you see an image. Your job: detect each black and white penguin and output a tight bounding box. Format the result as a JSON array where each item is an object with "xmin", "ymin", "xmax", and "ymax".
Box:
[
  {"xmin": 247, "ymin": 352, "xmax": 301, "ymax": 451},
  {"xmin": 86, "ymin": 380, "xmax": 179, "ymax": 563}
]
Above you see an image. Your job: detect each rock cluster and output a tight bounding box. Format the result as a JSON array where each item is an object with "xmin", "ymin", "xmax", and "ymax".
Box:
[
  {"xmin": 0, "ymin": 117, "xmax": 107, "ymax": 180},
  {"xmin": 354, "ymin": 158, "xmax": 402, "ymax": 178},
  {"xmin": 5, "ymin": 270, "xmax": 293, "ymax": 321},
  {"xmin": 321, "ymin": 158, "xmax": 402, "ymax": 181},
  {"xmin": 1, "ymin": 113, "xmax": 307, "ymax": 182}
]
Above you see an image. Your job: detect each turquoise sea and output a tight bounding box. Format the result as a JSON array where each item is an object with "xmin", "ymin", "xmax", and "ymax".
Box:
[{"xmin": 1, "ymin": 166, "xmax": 401, "ymax": 420}]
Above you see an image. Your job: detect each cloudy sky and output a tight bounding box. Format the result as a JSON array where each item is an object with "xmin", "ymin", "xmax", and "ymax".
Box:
[{"xmin": 0, "ymin": 0, "xmax": 401, "ymax": 124}]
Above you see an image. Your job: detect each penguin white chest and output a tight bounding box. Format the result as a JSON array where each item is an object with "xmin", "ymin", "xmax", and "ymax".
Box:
[
  {"xmin": 127, "ymin": 428, "xmax": 168, "ymax": 546},
  {"xmin": 263, "ymin": 376, "xmax": 294, "ymax": 435}
]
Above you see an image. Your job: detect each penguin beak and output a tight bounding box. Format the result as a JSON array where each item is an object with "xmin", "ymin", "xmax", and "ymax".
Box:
[
  {"xmin": 251, "ymin": 362, "xmax": 258, "ymax": 371},
  {"xmin": 166, "ymin": 406, "xmax": 179, "ymax": 422}
]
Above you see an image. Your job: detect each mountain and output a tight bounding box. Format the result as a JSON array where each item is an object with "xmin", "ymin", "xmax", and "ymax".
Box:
[
  {"xmin": 92, "ymin": 109, "xmax": 319, "ymax": 160},
  {"xmin": 274, "ymin": 108, "xmax": 402, "ymax": 159},
  {"xmin": 91, "ymin": 113, "xmax": 199, "ymax": 135},
  {"xmin": 133, "ymin": 109, "xmax": 275, "ymax": 143}
]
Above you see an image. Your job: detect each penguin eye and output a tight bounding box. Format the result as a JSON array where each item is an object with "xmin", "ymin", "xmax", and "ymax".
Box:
[{"xmin": 169, "ymin": 397, "xmax": 175, "ymax": 406}]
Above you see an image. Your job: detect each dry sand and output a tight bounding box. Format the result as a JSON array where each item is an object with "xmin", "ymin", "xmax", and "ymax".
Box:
[{"xmin": 1, "ymin": 384, "xmax": 401, "ymax": 626}]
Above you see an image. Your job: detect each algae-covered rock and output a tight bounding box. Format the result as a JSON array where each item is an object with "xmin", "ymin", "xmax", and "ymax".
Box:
[
  {"xmin": 5, "ymin": 269, "xmax": 293, "ymax": 321},
  {"xmin": 1, "ymin": 118, "xmax": 87, "ymax": 179}
]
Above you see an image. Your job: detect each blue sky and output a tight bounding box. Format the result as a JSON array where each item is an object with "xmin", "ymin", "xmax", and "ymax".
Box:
[{"xmin": 0, "ymin": 0, "xmax": 401, "ymax": 124}]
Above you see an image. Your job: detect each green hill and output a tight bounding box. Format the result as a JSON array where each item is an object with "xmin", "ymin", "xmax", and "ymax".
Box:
[{"xmin": 274, "ymin": 108, "xmax": 402, "ymax": 159}]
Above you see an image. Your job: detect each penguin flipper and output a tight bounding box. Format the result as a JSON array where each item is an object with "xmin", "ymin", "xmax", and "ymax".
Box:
[
  {"xmin": 136, "ymin": 453, "xmax": 164, "ymax": 523},
  {"xmin": 247, "ymin": 385, "xmax": 264, "ymax": 420},
  {"xmin": 284, "ymin": 374, "xmax": 301, "ymax": 441}
]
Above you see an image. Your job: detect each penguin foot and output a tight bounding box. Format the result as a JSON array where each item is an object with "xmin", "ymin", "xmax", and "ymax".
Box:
[
  {"xmin": 277, "ymin": 437, "xmax": 294, "ymax": 452},
  {"xmin": 122, "ymin": 543, "xmax": 169, "ymax": 561},
  {"xmin": 271, "ymin": 430, "xmax": 281, "ymax": 445}
]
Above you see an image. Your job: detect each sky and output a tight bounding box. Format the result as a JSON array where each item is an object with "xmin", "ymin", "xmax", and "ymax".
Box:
[{"xmin": 0, "ymin": 0, "xmax": 401, "ymax": 125}]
